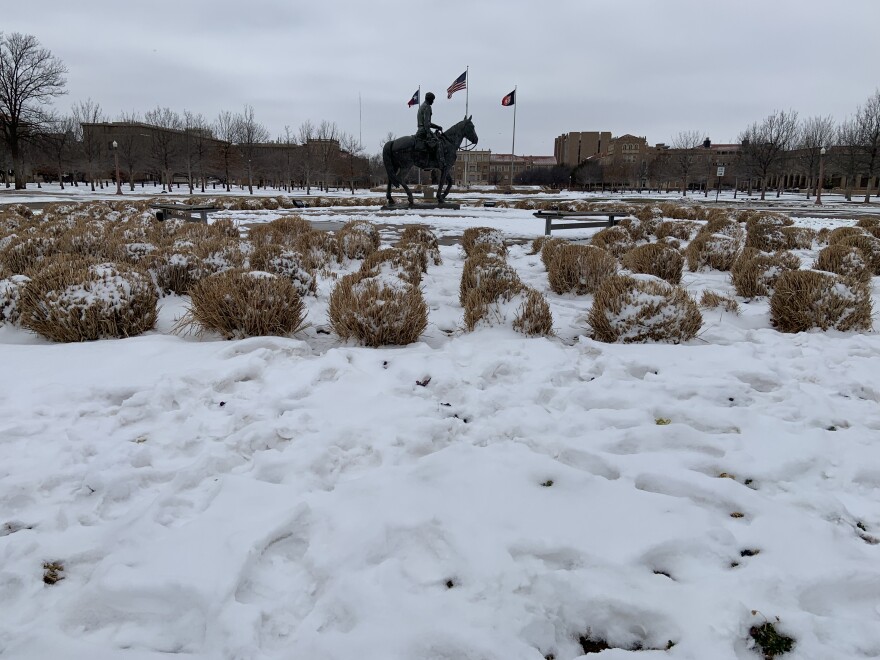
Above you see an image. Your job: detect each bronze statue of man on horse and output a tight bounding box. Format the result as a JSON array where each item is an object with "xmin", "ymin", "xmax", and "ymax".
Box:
[{"xmin": 383, "ymin": 92, "xmax": 478, "ymax": 206}]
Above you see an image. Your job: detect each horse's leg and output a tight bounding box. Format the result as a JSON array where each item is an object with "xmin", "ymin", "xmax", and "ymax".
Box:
[
  {"xmin": 386, "ymin": 177, "xmax": 394, "ymax": 205},
  {"xmin": 398, "ymin": 166, "xmax": 415, "ymax": 206},
  {"xmin": 442, "ymin": 170, "xmax": 453, "ymax": 201}
]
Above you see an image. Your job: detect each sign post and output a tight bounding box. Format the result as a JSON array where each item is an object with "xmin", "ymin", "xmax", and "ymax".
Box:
[{"xmin": 715, "ymin": 166, "xmax": 725, "ymax": 202}]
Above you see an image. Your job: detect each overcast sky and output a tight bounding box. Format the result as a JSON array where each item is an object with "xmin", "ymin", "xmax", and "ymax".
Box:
[{"xmin": 5, "ymin": 0, "xmax": 880, "ymax": 157}]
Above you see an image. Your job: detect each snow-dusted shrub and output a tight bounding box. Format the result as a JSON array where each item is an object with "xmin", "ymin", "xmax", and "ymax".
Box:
[
  {"xmin": 699, "ymin": 290, "xmax": 740, "ymax": 314},
  {"xmin": 120, "ymin": 242, "xmax": 160, "ymax": 266},
  {"xmin": 19, "ymin": 259, "xmax": 158, "ymax": 342},
  {"xmin": 529, "ymin": 235, "xmax": 550, "ymax": 255},
  {"xmin": 462, "ymin": 226, "xmax": 507, "ymax": 258},
  {"xmin": 705, "ymin": 207, "xmax": 734, "ymax": 223},
  {"xmin": 0, "ymin": 233, "xmax": 59, "ymax": 274},
  {"xmin": 657, "ymin": 236, "xmax": 682, "ymax": 250},
  {"xmin": 152, "ymin": 248, "xmax": 209, "ymax": 295},
  {"xmin": 194, "ymin": 237, "xmax": 245, "ymax": 274},
  {"xmin": 293, "ymin": 230, "xmax": 338, "ymax": 271},
  {"xmin": 622, "ymin": 243, "xmax": 684, "ymax": 285},
  {"xmin": 548, "ymin": 243, "xmax": 618, "ymax": 294},
  {"xmin": 686, "ymin": 233, "xmax": 741, "ymax": 271},
  {"xmin": 512, "ymin": 287, "xmax": 553, "ymax": 336},
  {"xmin": 182, "ymin": 270, "xmax": 306, "ymax": 339},
  {"xmin": 360, "ymin": 247, "xmax": 424, "ymax": 286},
  {"xmin": 397, "ymin": 224, "xmax": 441, "ymax": 266},
  {"xmin": 699, "ymin": 216, "xmax": 746, "ymax": 242},
  {"xmin": 814, "ymin": 244, "xmax": 873, "ymax": 283},
  {"xmin": 655, "ymin": 220, "xmax": 698, "ymax": 241},
  {"xmin": 617, "ymin": 216, "xmax": 654, "ymax": 241},
  {"xmin": 328, "ymin": 272, "xmax": 427, "ymax": 347},
  {"xmin": 836, "ymin": 233, "xmax": 880, "ymax": 274},
  {"xmin": 826, "ymin": 226, "xmax": 864, "ymax": 245},
  {"xmin": 590, "ymin": 225, "xmax": 633, "ymax": 258},
  {"xmin": 744, "ymin": 213, "xmax": 794, "ymax": 251},
  {"xmin": 781, "ymin": 226, "xmax": 816, "ymax": 250},
  {"xmin": 856, "ymin": 217, "xmax": 880, "ymax": 229},
  {"xmin": 58, "ymin": 221, "xmax": 120, "ymax": 261},
  {"xmin": 588, "ymin": 274, "xmax": 702, "ymax": 344},
  {"xmin": 770, "ymin": 270, "xmax": 872, "ymax": 333},
  {"xmin": 248, "ymin": 215, "xmax": 311, "ymax": 247},
  {"xmin": 0, "ymin": 274, "xmax": 30, "ymax": 324},
  {"xmin": 459, "ymin": 253, "xmax": 522, "ymax": 306},
  {"xmin": 6, "ymin": 203, "xmax": 33, "ymax": 219},
  {"xmin": 212, "ymin": 218, "xmax": 240, "ymax": 239},
  {"xmin": 539, "ymin": 237, "xmax": 568, "ymax": 269},
  {"xmin": 248, "ymin": 244, "xmax": 316, "ymax": 296},
  {"xmin": 730, "ymin": 251, "xmax": 800, "ymax": 298},
  {"xmin": 658, "ymin": 202, "xmax": 699, "ymax": 220},
  {"xmin": 336, "ymin": 219, "xmax": 380, "ymax": 260}
]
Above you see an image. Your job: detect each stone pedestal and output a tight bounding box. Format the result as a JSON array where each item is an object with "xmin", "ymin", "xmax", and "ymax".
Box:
[{"xmin": 423, "ymin": 185, "xmax": 436, "ymax": 201}]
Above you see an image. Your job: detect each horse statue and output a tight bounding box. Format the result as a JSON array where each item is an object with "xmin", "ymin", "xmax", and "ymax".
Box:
[{"xmin": 383, "ymin": 115, "xmax": 478, "ymax": 206}]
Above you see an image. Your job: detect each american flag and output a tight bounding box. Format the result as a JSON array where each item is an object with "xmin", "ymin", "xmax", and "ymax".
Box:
[{"xmin": 446, "ymin": 70, "xmax": 467, "ymax": 99}]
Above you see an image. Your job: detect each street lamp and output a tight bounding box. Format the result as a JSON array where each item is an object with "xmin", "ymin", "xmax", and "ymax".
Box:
[
  {"xmin": 111, "ymin": 140, "xmax": 122, "ymax": 195},
  {"xmin": 815, "ymin": 146, "xmax": 826, "ymax": 206}
]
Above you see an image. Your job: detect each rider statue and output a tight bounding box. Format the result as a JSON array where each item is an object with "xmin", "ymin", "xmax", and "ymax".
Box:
[{"xmin": 416, "ymin": 92, "xmax": 446, "ymax": 170}]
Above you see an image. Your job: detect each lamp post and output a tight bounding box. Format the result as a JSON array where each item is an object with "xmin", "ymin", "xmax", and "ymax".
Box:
[
  {"xmin": 815, "ymin": 146, "xmax": 826, "ymax": 206},
  {"xmin": 111, "ymin": 140, "xmax": 122, "ymax": 195},
  {"xmin": 703, "ymin": 137, "xmax": 712, "ymax": 197}
]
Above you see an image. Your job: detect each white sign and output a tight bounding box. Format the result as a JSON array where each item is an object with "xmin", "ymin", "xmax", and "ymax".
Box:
[{"xmin": 717, "ymin": 166, "xmax": 726, "ymax": 177}]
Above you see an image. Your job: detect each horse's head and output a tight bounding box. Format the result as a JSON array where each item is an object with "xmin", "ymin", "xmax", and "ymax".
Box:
[{"xmin": 464, "ymin": 115, "xmax": 478, "ymax": 145}]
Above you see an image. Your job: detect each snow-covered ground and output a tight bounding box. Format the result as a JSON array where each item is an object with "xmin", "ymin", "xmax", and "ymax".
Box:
[{"xmin": 1, "ymin": 195, "xmax": 880, "ymax": 659}]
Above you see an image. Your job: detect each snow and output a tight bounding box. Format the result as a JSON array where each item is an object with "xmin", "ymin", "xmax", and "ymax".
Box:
[{"xmin": 2, "ymin": 190, "xmax": 880, "ymax": 659}]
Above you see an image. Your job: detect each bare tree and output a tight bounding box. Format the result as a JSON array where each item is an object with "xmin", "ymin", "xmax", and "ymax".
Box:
[
  {"xmin": 796, "ymin": 115, "xmax": 836, "ymax": 199},
  {"xmin": 738, "ymin": 109, "xmax": 799, "ymax": 200},
  {"xmin": 144, "ymin": 106, "xmax": 182, "ymax": 191},
  {"xmin": 72, "ymin": 99, "xmax": 105, "ymax": 191},
  {"xmin": 297, "ymin": 120, "xmax": 315, "ymax": 194},
  {"xmin": 855, "ymin": 89, "xmax": 880, "ymax": 203},
  {"xmin": 116, "ymin": 111, "xmax": 147, "ymax": 191},
  {"xmin": 280, "ymin": 125, "xmax": 297, "ymax": 192},
  {"xmin": 236, "ymin": 105, "xmax": 269, "ymax": 194},
  {"xmin": 0, "ymin": 33, "xmax": 68, "ymax": 189},
  {"xmin": 670, "ymin": 131, "xmax": 704, "ymax": 195},
  {"xmin": 339, "ymin": 132, "xmax": 365, "ymax": 194},
  {"xmin": 42, "ymin": 114, "xmax": 76, "ymax": 190},
  {"xmin": 214, "ymin": 110, "xmax": 239, "ymax": 192},
  {"xmin": 316, "ymin": 120, "xmax": 339, "ymax": 191},
  {"xmin": 182, "ymin": 110, "xmax": 211, "ymax": 194},
  {"xmin": 834, "ymin": 118, "xmax": 861, "ymax": 201}
]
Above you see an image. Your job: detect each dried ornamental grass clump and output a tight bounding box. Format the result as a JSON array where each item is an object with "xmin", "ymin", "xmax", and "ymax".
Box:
[
  {"xmin": 248, "ymin": 244, "xmax": 316, "ymax": 296},
  {"xmin": 183, "ymin": 270, "xmax": 306, "ymax": 339},
  {"xmin": 462, "ymin": 226, "xmax": 507, "ymax": 258},
  {"xmin": 617, "ymin": 216, "xmax": 652, "ymax": 242},
  {"xmin": 0, "ymin": 274, "xmax": 31, "ymax": 324},
  {"xmin": 826, "ymin": 226, "xmax": 864, "ymax": 245},
  {"xmin": 511, "ymin": 287, "xmax": 553, "ymax": 336},
  {"xmin": 212, "ymin": 218, "xmax": 240, "ymax": 239},
  {"xmin": 397, "ymin": 224, "xmax": 441, "ymax": 265},
  {"xmin": 856, "ymin": 217, "xmax": 880, "ymax": 229},
  {"xmin": 622, "ymin": 243, "xmax": 684, "ymax": 284},
  {"xmin": 836, "ymin": 233, "xmax": 880, "ymax": 274},
  {"xmin": 460, "ymin": 253, "xmax": 522, "ymax": 306},
  {"xmin": 194, "ymin": 237, "xmax": 246, "ymax": 274},
  {"xmin": 700, "ymin": 216, "xmax": 746, "ymax": 241},
  {"xmin": 0, "ymin": 233, "xmax": 59, "ymax": 274},
  {"xmin": 730, "ymin": 251, "xmax": 801, "ymax": 298},
  {"xmin": 152, "ymin": 247, "xmax": 209, "ymax": 295},
  {"xmin": 6, "ymin": 203, "xmax": 34, "ymax": 219},
  {"xmin": 770, "ymin": 270, "xmax": 872, "ymax": 333},
  {"xmin": 248, "ymin": 215, "xmax": 311, "ymax": 246},
  {"xmin": 360, "ymin": 247, "xmax": 424, "ymax": 286},
  {"xmin": 744, "ymin": 213, "xmax": 794, "ymax": 252},
  {"xmin": 293, "ymin": 230, "xmax": 339, "ymax": 271},
  {"xmin": 686, "ymin": 233, "xmax": 741, "ymax": 271},
  {"xmin": 328, "ymin": 272, "xmax": 427, "ymax": 347},
  {"xmin": 547, "ymin": 244, "xmax": 618, "ymax": 294},
  {"xmin": 337, "ymin": 219, "xmax": 380, "ymax": 259},
  {"xmin": 655, "ymin": 220, "xmax": 699, "ymax": 241},
  {"xmin": 19, "ymin": 259, "xmax": 158, "ymax": 342},
  {"xmin": 590, "ymin": 225, "xmax": 633, "ymax": 258},
  {"xmin": 813, "ymin": 244, "xmax": 873, "ymax": 283},
  {"xmin": 658, "ymin": 202, "xmax": 698, "ymax": 220},
  {"xmin": 539, "ymin": 237, "xmax": 568, "ymax": 269},
  {"xmin": 780, "ymin": 226, "xmax": 816, "ymax": 250},
  {"xmin": 699, "ymin": 290, "xmax": 740, "ymax": 314},
  {"xmin": 120, "ymin": 242, "xmax": 160, "ymax": 266},
  {"xmin": 588, "ymin": 274, "xmax": 703, "ymax": 344}
]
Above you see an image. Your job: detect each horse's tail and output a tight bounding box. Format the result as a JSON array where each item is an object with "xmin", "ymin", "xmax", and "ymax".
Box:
[{"xmin": 383, "ymin": 140, "xmax": 400, "ymax": 188}]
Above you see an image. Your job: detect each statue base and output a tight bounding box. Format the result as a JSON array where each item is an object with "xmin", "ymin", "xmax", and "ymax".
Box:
[{"xmin": 381, "ymin": 202, "xmax": 461, "ymax": 211}]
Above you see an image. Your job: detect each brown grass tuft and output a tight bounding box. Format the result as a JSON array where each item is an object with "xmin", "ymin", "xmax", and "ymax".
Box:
[
  {"xmin": 781, "ymin": 226, "xmax": 816, "ymax": 250},
  {"xmin": 731, "ymin": 251, "xmax": 800, "ymax": 298},
  {"xmin": 397, "ymin": 224, "xmax": 441, "ymax": 265},
  {"xmin": 836, "ymin": 233, "xmax": 880, "ymax": 274},
  {"xmin": 547, "ymin": 244, "xmax": 618, "ymax": 294},
  {"xmin": 181, "ymin": 270, "xmax": 306, "ymax": 339},
  {"xmin": 337, "ymin": 220, "xmax": 380, "ymax": 259},
  {"xmin": 193, "ymin": 237, "xmax": 246, "ymax": 274},
  {"xmin": 686, "ymin": 233, "xmax": 741, "ymax": 271},
  {"xmin": 212, "ymin": 218, "xmax": 240, "ymax": 239},
  {"xmin": 588, "ymin": 274, "xmax": 702, "ymax": 343},
  {"xmin": 699, "ymin": 290, "xmax": 740, "ymax": 314},
  {"xmin": 0, "ymin": 233, "xmax": 60, "ymax": 274},
  {"xmin": 658, "ymin": 202, "xmax": 699, "ymax": 220},
  {"xmin": 328, "ymin": 272, "xmax": 427, "ymax": 346},
  {"xmin": 622, "ymin": 243, "xmax": 684, "ymax": 284},
  {"xmin": 152, "ymin": 247, "xmax": 209, "ymax": 295},
  {"xmin": 512, "ymin": 287, "xmax": 554, "ymax": 336},
  {"xmin": 855, "ymin": 217, "xmax": 880, "ymax": 229},
  {"xmin": 19, "ymin": 257, "xmax": 157, "ymax": 342},
  {"xmin": 770, "ymin": 270, "xmax": 872, "ymax": 333},
  {"xmin": 827, "ymin": 226, "xmax": 865, "ymax": 245},
  {"xmin": 360, "ymin": 247, "xmax": 424, "ymax": 286},
  {"xmin": 539, "ymin": 237, "xmax": 568, "ymax": 269},
  {"xmin": 293, "ymin": 230, "xmax": 339, "ymax": 271},
  {"xmin": 249, "ymin": 244, "xmax": 316, "ymax": 296},
  {"xmin": 247, "ymin": 215, "xmax": 311, "ymax": 246},
  {"xmin": 462, "ymin": 227, "xmax": 507, "ymax": 258},
  {"xmin": 590, "ymin": 226, "xmax": 633, "ymax": 258},
  {"xmin": 0, "ymin": 274, "xmax": 31, "ymax": 324},
  {"xmin": 460, "ymin": 253, "xmax": 522, "ymax": 306},
  {"xmin": 655, "ymin": 220, "xmax": 699, "ymax": 241},
  {"xmin": 744, "ymin": 213, "xmax": 794, "ymax": 251},
  {"xmin": 814, "ymin": 244, "xmax": 873, "ymax": 283}
]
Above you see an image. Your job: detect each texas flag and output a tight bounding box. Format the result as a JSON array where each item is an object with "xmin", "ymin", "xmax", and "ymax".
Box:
[
  {"xmin": 501, "ymin": 89, "xmax": 516, "ymax": 107},
  {"xmin": 407, "ymin": 89, "xmax": 419, "ymax": 107}
]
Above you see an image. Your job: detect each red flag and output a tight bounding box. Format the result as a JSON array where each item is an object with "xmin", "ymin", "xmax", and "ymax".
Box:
[{"xmin": 501, "ymin": 89, "xmax": 516, "ymax": 107}]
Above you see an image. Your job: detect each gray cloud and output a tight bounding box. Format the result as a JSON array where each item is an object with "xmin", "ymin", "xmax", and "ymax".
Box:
[{"xmin": 5, "ymin": 0, "xmax": 879, "ymax": 156}]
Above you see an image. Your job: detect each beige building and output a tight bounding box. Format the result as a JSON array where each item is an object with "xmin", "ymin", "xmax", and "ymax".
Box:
[
  {"xmin": 554, "ymin": 131, "xmax": 612, "ymax": 167},
  {"xmin": 453, "ymin": 150, "xmax": 557, "ymax": 186}
]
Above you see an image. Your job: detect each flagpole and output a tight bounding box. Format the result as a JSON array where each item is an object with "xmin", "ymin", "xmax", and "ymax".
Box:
[
  {"xmin": 510, "ymin": 86, "xmax": 517, "ymax": 188},
  {"xmin": 418, "ymin": 85, "xmax": 422, "ymax": 187},
  {"xmin": 465, "ymin": 66, "xmax": 469, "ymax": 118}
]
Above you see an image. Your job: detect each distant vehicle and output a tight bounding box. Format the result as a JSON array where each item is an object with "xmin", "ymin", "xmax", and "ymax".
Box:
[{"xmin": 291, "ymin": 199, "xmax": 308, "ymax": 208}]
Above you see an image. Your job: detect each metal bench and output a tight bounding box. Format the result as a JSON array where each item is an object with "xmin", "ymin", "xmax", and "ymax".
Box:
[
  {"xmin": 533, "ymin": 210, "xmax": 626, "ymax": 236},
  {"xmin": 149, "ymin": 203, "xmax": 220, "ymax": 223}
]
